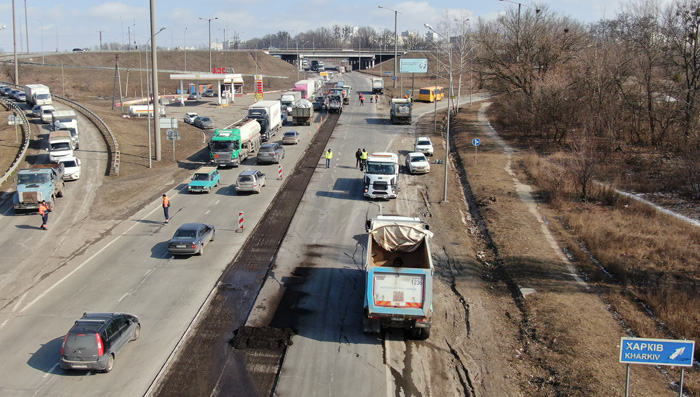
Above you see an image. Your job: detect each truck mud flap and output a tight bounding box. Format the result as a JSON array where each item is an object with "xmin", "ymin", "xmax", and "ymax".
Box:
[{"xmin": 363, "ymin": 316, "xmax": 381, "ymax": 334}]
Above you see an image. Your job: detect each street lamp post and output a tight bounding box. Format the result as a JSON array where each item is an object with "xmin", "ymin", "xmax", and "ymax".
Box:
[
  {"xmin": 184, "ymin": 27, "xmax": 188, "ymax": 71},
  {"xmin": 425, "ymin": 23, "xmax": 453, "ymax": 203},
  {"xmin": 454, "ymin": 18, "xmax": 472, "ymax": 111},
  {"xmin": 34, "ymin": 17, "xmax": 44, "ymax": 64},
  {"xmin": 146, "ymin": 26, "xmax": 166, "ymax": 168},
  {"xmin": 378, "ymin": 6, "xmax": 400, "ymax": 89},
  {"xmin": 149, "ymin": 0, "xmax": 163, "ymax": 161},
  {"xmin": 499, "ymin": 0, "xmax": 523, "ymax": 48},
  {"xmin": 12, "ymin": 0, "xmax": 18, "ymax": 85},
  {"xmin": 199, "ymin": 17, "xmax": 218, "ymax": 71},
  {"xmin": 24, "ymin": 0, "xmax": 29, "ymax": 54}
]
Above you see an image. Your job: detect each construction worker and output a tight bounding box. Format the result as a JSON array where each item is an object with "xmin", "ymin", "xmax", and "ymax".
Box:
[
  {"xmin": 38, "ymin": 200, "xmax": 50, "ymax": 230},
  {"xmin": 355, "ymin": 148, "xmax": 362, "ymax": 168},
  {"xmin": 162, "ymin": 194, "xmax": 171, "ymax": 224},
  {"xmin": 360, "ymin": 94, "xmax": 364, "ymax": 105},
  {"xmin": 325, "ymin": 148, "xmax": 333, "ymax": 168},
  {"xmin": 360, "ymin": 149, "xmax": 368, "ymax": 171}
]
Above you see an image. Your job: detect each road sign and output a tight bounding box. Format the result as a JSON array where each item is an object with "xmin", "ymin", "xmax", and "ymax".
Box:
[
  {"xmin": 160, "ymin": 118, "xmax": 178, "ymax": 129},
  {"xmin": 620, "ymin": 337, "xmax": 695, "ymax": 367},
  {"xmin": 400, "ymin": 58, "xmax": 428, "ymax": 74},
  {"xmin": 392, "ymin": 76, "xmax": 397, "ymax": 80},
  {"xmin": 472, "ymin": 138, "xmax": 481, "ymax": 146},
  {"xmin": 384, "ymin": 71, "xmax": 392, "ymax": 75},
  {"xmin": 166, "ymin": 129, "xmax": 181, "ymax": 141}
]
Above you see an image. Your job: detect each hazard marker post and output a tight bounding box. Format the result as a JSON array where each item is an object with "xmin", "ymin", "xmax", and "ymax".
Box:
[
  {"xmin": 236, "ymin": 211, "xmax": 244, "ymax": 233},
  {"xmin": 277, "ymin": 165, "xmax": 283, "ymax": 180}
]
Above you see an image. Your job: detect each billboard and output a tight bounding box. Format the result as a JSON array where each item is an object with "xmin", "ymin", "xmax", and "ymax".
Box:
[{"xmin": 400, "ymin": 58, "xmax": 428, "ymax": 74}]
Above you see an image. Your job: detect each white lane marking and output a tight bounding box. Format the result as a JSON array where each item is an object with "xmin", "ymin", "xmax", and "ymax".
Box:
[
  {"xmin": 0, "ymin": 319, "xmax": 8, "ymax": 332},
  {"xmin": 42, "ymin": 363, "xmax": 59, "ymax": 378},
  {"xmin": 215, "ymin": 200, "xmax": 220, "ymax": 205},
  {"xmin": 20, "ymin": 204, "xmax": 162, "ymax": 314},
  {"xmin": 118, "ymin": 293, "xmax": 129, "ymax": 303},
  {"xmin": 12, "ymin": 293, "xmax": 27, "ymax": 312},
  {"xmin": 205, "ymin": 210, "xmax": 211, "ymax": 215},
  {"xmin": 384, "ymin": 336, "xmax": 392, "ymax": 397}
]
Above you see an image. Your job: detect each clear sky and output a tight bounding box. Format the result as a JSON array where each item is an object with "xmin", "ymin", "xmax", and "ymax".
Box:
[{"xmin": 0, "ymin": 0, "xmax": 672, "ymax": 53}]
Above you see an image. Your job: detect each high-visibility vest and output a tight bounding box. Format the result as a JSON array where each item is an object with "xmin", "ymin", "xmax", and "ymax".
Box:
[
  {"xmin": 360, "ymin": 152, "xmax": 368, "ymax": 160},
  {"xmin": 325, "ymin": 151, "xmax": 333, "ymax": 159},
  {"xmin": 39, "ymin": 203, "xmax": 47, "ymax": 215},
  {"xmin": 163, "ymin": 196, "xmax": 170, "ymax": 207}
]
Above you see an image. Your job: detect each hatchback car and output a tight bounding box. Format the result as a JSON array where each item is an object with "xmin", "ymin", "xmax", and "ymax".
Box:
[
  {"xmin": 203, "ymin": 89, "xmax": 216, "ymax": 97},
  {"xmin": 405, "ymin": 152, "xmax": 430, "ymax": 174},
  {"xmin": 282, "ymin": 130, "xmax": 300, "ymax": 145},
  {"xmin": 60, "ymin": 312, "xmax": 140, "ymax": 373},
  {"xmin": 194, "ymin": 116, "xmax": 215, "ymax": 129},
  {"xmin": 167, "ymin": 223, "xmax": 216, "ymax": 256},
  {"xmin": 235, "ymin": 170, "xmax": 266, "ymax": 194},
  {"xmin": 187, "ymin": 92, "xmax": 200, "ymax": 101},
  {"xmin": 187, "ymin": 166, "xmax": 220, "ymax": 193},
  {"xmin": 31, "ymin": 104, "xmax": 42, "ymax": 118},
  {"xmin": 8, "ymin": 89, "xmax": 20, "ymax": 99},
  {"xmin": 16, "ymin": 92, "xmax": 26, "ymax": 102},
  {"xmin": 414, "ymin": 136, "xmax": 434, "ymax": 156},
  {"xmin": 257, "ymin": 143, "xmax": 285, "ymax": 164},
  {"xmin": 184, "ymin": 112, "xmax": 199, "ymax": 124},
  {"xmin": 58, "ymin": 156, "xmax": 82, "ymax": 180}
]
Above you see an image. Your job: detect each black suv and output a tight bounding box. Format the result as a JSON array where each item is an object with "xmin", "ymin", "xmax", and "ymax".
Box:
[{"xmin": 60, "ymin": 312, "xmax": 140, "ymax": 373}]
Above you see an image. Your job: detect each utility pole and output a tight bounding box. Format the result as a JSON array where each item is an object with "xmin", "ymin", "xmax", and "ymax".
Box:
[
  {"xmin": 13, "ymin": 0, "xmax": 18, "ymax": 85},
  {"xmin": 24, "ymin": 0, "xmax": 29, "ymax": 54},
  {"xmin": 379, "ymin": 6, "xmax": 401, "ymax": 88},
  {"xmin": 199, "ymin": 17, "xmax": 218, "ymax": 71},
  {"xmin": 149, "ymin": 0, "xmax": 162, "ymax": 161},
  {"xmin": 99, "ymin": 30, "xmax": 104, "ymax": 51}
]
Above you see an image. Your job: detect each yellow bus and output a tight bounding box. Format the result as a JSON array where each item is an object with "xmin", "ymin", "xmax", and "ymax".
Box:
[{"xmin": 417, "ymin": 86, "xmax": 444, "ymax": 102}]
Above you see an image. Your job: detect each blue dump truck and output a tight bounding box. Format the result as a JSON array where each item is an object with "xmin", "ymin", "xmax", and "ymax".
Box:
[
  {"xmin": 13, "ymin": 163, "xmax": 65, "ymax": 212},
  {"xmin": 363, "ymin": 215, "xmax": 434, "ymax": 340}
]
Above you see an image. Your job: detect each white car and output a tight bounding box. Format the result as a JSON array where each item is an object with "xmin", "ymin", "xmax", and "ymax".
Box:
[
  {"xmin": 414, "ymin": 137, "xmax": 434, "ymax": 156},
  {"xmin": 31, "ymin": 105, "xmax": 42, "ymax": 118},
  {"xmin": 58, "ymin": 156, "xmax": 81, "ymax": 180},
  {"xmin": 184, "ymin": 112, "xmax": 199, "ymax": 124},
  {"xmin": 405, "ymin": 152, "xmax": 430, "ymax": 174}
]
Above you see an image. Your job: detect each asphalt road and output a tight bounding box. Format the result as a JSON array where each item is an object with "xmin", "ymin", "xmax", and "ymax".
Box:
[{"xmin": 0, "ymin": 97, "xmax": 321, "ymax": 395}]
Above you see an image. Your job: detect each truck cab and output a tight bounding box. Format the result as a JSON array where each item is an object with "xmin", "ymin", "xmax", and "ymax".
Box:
[
  {"xmin": 390, "ymin": 99, "xmax": 412, "ymax": 125},
  {"xmin": 363, "ymin": 153, "xmax": 399, "ymax": 199},
  {"xmin": 13, "ymin": 164, "xmax": 65, "ymax": 212},
  {"xmin": 48, "ymin": 130, "xmax": 75, "ymax": 162}
]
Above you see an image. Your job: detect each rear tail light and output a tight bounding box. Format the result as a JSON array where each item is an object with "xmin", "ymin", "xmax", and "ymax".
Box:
[
  {"xmin": 191, "ymin": 244, "xmax": 197, "ymax": 249},
  {"xmin": 416, "ymin": 318, "xmax": 428, "ymax": 323},
  {"xmin": 96, "ymin": 333, "xmax": 104, "ymax": 356},
  {"xmin": 60, "ymin": 333, "xmax": 68, "ymax": 355}
]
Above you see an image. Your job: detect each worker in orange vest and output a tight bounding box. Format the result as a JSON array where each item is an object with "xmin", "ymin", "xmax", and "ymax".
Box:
[
  {"xmin": 162, "ymin": 194, "xmax": 171, "ymax": 224},
  {"xmin": 38, "ymin": 200, "xmax": 50, "ymax": 230}
]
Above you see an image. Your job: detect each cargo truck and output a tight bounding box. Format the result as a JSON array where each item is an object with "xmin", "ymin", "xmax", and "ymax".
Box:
[
  {"xmin": 372, "ymin": 77, "xmax": 385, "ymax": 94},
  {"xmin": 327, "ymin": 94, "xmax": 343, "ymax": 114},
  {"xmin": 364, "ymin": 152, "xmax": 399, "ymax": 199},
  {"xmin": 128, "ymin": 104, "xmax": 166, "ymax": 117},
  {"xmin": 210, "ymin": 119, "xmax": 262, "ymax": 167},
  {"xmin": 247, "ymin": 100, "xmax": 282, "ymax": 141},
  {"xmin": 48, "ymin": 130, "xmax": 75, "ymax": 162},
  {"xmin": 291, "ymin": 99, "xmax": 314, "ymax": 126},
  {"xmin": 390, "ymin": 99, "xmax": 412, "ymax": 125},
  {"xmin": 13, "ymin": 163, "xmax": 65, "ymax": 212},
  {"xmin": 24, "ymin": 84, "xmax": 52, "ymax": 106},
  {"xmin": 280, "ymin": 91, "xmax": 302, "ymax": 114},
  {"xmin": 294, "ymin": 80, "xmax": 316, "ymax": 99},
  {"xmin": 363, "ymin": 215, "xmax": 434, "ymax": 340}
]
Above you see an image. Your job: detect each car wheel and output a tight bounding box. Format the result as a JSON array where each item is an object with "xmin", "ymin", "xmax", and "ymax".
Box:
[
  {"xmin": 131, "ymin": 323, "xmax": 141, "ymax": 341},
  {"xmin": 198, "ymin": 245, "xmax": 204, "ymax": 256},
  {"xmin": 104, "ymin": 354, "xmax": 115, "ymax": 373}
]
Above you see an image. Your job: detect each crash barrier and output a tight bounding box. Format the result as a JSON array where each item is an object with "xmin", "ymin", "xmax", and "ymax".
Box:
[{"xmin": 0, "ymin": 97, "xmax": 31, "ymax": 188}]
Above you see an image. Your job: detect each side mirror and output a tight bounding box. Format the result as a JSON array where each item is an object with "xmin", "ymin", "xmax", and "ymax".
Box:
[{"xmin": 45, "ymin": 148, "xmax": 48, "ymax": 152}]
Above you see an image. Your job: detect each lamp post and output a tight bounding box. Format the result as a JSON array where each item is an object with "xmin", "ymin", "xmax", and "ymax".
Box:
[
  {"xmin": 454, "ymin": 18, "xmax": 472, "ymax": 110},
  {"xmin": 199, "ymin": 16, "xmax": 218, "ymax": 71},
  {"xmin": 184, "ymin": 27, "xmax": 187, "ymax": 71},
  {"xmin": 24, "ymin": 0, "xmax": 29, "ymax": 54},
  {"xmin": 34, "ymin": 17, "xmax": 44, "ymax": 64},
  {"xmin": 145, "ymin": 26, "xmax": 166, "ymax": 168},
  {"xmin": 12, "ymin": 0, "xmax": 18, "ymax": 85},
  {"xmin": 425, "ymin": 23, "xmax": 453, "ymax": 203},
  {"xmin": 378, "ymin": 5, "xmax": 400, "ymax": 89},
  {"xmin": 499, "ymin": 0, "xmax": 522, "ymax": 48}
]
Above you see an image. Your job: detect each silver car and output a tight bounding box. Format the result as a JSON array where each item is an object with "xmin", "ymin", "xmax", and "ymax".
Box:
[
  {"xmin": 167, "ymin": 223, "xmax": 216, "ymax": 256},
  {"xmin": 282, "ymin": 130, "xmax": 300, "ymax": 145},
  {"xmin": 194, "ymin": 116, "xmax": 215, "ymax": 130},
  {"xmin": 257, "ymin": 143, "xmax": 285, "ymax": 164},
  {"xmin": 235, "ymin": 170, "xmax": 266, "ymax": 194}
]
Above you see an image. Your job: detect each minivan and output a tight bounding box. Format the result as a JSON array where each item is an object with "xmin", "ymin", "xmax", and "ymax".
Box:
[
  {"xmin": 60, "ymin": 312, "xmax": 140, "ymax": 373},
  {"xmin": 235, "ymin": 170, "xmax": 266, "ymax": 194},
  {"xmin": 40, "ymin": 105, "xmax": 56, "ymax": 124}
]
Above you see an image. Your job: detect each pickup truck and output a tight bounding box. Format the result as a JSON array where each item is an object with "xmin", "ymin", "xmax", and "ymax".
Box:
[
  {"xmin": 363, "ymin": 215, "xmax": 434, "ymax": 340},
  {"xmin": 13, "ymin": 163, "xmax": 65, "ymax": 212}
]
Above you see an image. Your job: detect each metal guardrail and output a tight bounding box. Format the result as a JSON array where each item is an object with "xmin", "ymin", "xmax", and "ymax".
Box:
[
  {"xmin": 53, "ymin": 95, "xmax": 120, "ymax": 176},
  {"xmin": 0, "ymin": 97, "xmax": 31, "ymax": 188}
]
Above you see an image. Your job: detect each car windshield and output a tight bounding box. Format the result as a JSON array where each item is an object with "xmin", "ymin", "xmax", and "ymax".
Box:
[
  {"xmin": 238, "ymin": 175, "xmax": 253, "ymax": 183},
  {"xmin": 18, "ymin": 174, "xmax": 50, "ymax": 184},
  {"xmin": 411, "ymin": 156, "xmax": 427, "ymax": 163},
  {"xmin": 201, "ymin": 118, "xmax": 211, "ymax": 122},
  {"xmin": 417, "ymin": 140, "xmax": 431, "ymax": 146},
  {"xmin": 284, "ymin": 132, "xmax": 297, "ymax": 137},
  {"xmin": 62, "ymin": 160, "xmax": 78, "ymax": 167},
  {"xmin": 173, "ymin": 229, "xmax": 197, "ymax": 239},
  {"xmin": 51, "ymin": 142, "xmax": 71, "ymax": 151},
  {"xmin": 193, "ymin": 173, "xmax": 211, "ymax": 181},
  {"xmin": 211, "ymin": 142, "xmax": 235, "ymax": 151},
  {"xmin": 259, "ymin": 146, "xmax": 274, "ymax": 153},
  {"xmin": 366, "ymin": 162, "xmax": 396, "ymax": 175}
]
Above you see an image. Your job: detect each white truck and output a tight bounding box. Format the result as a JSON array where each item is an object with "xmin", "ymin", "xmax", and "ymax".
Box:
[
  {"xmin": 363, "ymin": 215, "xmax": 434, "ymax": 340},
  {"xmin": 52, "ymin": 110, "xmax": 80, "ymax": 149},
  {"xmin": 48, "ymin": 130, "xmax": 75, "ymax": 162},
  {"xmin": 247, "ymin": 100, "xmax": 282, "ymax": 142},
  {"xmin": 24, "ymin": 84, "xmax": 52, "ymax": 106},
  {"xmin": 128, "ymin": 104, "xmax": 166, "ymax": 117},
  {"xmin": 280, "ymin": 91, "xmax": 302, "ymax": 114},
  {"xmin": 363, "ymin": 152, "xmax": 399, "ymax": 199},
  {"xmin": 371, "ymin": 77, "xmax": 385, "ymax": 94}
]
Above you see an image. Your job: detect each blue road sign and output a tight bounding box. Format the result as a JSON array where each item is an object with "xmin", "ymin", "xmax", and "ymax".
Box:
[
  {"xmin": 620, "ymin": 337, "xmax": 695, "ymax": 367},
  {"xmin": 384, "ymin": 71, "xmax": 392, "ymax": 75},
  {"xmin": 472, "ymin": 138, "xmax": 481, "ymax": 146},
  {"xmin": 392, "ymin": 76, "xmax": 397, "ymax": 80}
]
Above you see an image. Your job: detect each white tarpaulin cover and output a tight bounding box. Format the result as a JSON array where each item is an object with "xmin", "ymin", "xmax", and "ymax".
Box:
[
  {"xmin": 293, "ymin": 99, "xmax": 313, "ymax": 109},
  {"xmin": 371, "ymin": 225, "xmax": 433, "ymax": 253}
]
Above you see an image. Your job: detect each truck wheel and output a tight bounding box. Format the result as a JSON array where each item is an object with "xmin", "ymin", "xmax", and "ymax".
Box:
[
  {"xmin": 419, "ymin": 328, "xmax": 431, "ymax": 340},
  {"xmin": 57, "ymin": 183, "xmax": 65, "ymax": 197}
]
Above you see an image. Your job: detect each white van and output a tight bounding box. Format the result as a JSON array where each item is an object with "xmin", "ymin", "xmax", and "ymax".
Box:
[
  {"xmin": 54, "ymin": 119, "xmax": 80, "ymax": 149},
  {"xmin": 48, "ymin": 130, "xmax": 74, "ymax": 162},
  {"xmin": 40, "ymin": 105, "xmax": 56, "ymax": 124}
]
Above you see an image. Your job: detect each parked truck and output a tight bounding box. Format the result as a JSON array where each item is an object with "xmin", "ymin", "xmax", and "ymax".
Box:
[
  {"xmin": 280, "ymin": 91, "xmax": 302, "ymax": 114},
  {"xmin": 293, "ymin": 80, "xmax": 316, "ymax": 99},
  {"xmin": 390, "ymin": 98, "xmax": 412, "ymax": 125},
  {"xmin": 364, "ymin": 152, "xmax": 399, "ymax": 199},
  {"xmin": 48, "ymin": 130, "xmax": 75, "ymax": 162},
  {"xmin": 210, "ymin": 119, "xmax": 262, "ymax": 167},
  {"xmin": 327, "ymin": 94, "xmax": 343, "ymax": 114},
  {"xmin": 13, "ymin": 163, "xmax": 65, "ymax": 212},
  {"xmin": 24, "ymin": 84, "xmax": 52, "ymax": 106},
  {"xmin": 128, "ymin": 104, "xmax": 166, "ymax": 117},
  {"xmin": 291, "ymin": 99, "xmax": 315, "ymax": 126},
  {"xmin": 363, "ymin": 215, "xmax": 434, "ymax": 340},
  {"xmin": 246, "ymin": 100, "xmax": 282, "ymax": 141},
  {"xmin": 372, "ymin": 77, "xmax": 385, "ymax": 94}
]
